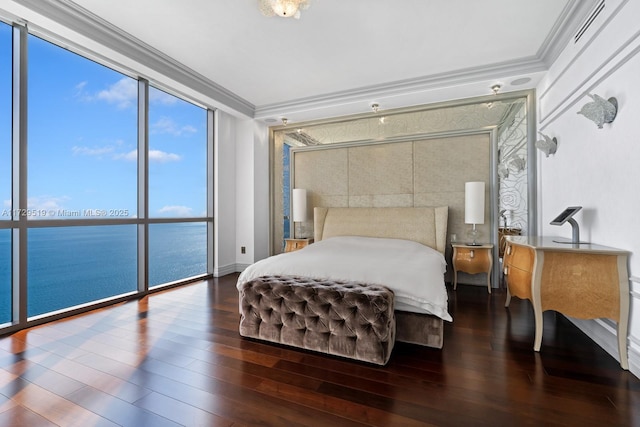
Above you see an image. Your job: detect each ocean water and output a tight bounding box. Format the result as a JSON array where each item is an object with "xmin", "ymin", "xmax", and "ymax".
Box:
[{"xmin": 0, "ymin": 222, "xmax": 207, "ymax": 322}]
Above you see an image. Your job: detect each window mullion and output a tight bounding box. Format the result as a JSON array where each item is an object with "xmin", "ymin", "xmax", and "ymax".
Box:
[
  {"xmin": 137, "ymin": 79, "xmax": 149, "ymax": 293},
  {"xmin": 206, "ymin": 109, "xmax": 215, "ymax": 275},
  {"xmin": 11, "ymin": 23, "xmax": 28, "ymax": 326}
]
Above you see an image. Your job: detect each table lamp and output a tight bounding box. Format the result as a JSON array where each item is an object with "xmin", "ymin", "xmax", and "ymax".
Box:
[
  {"xmin": 465, "ymin": 181, "xmax": 485, "ymax": 246},
  {"xmin": 292, "ymin": 188, "xmax": 307, "ymax": 238}
]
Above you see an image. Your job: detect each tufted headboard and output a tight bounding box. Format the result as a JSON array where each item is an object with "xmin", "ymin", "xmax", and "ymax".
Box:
[{"xmin": 313, "ymin": 206, "xmax": 448, "ymax": 254}]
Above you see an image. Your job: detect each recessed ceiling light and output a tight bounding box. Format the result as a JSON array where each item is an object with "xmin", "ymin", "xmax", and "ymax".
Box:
[{"xmin": 510, "ymin": 77, "xmax": 532, "ymax": 86}]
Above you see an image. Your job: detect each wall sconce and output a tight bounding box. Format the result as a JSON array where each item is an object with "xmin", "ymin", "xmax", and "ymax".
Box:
[
  {"xmin": 535, "ymin": 132, "xmax": 558, "ymax": 158},
  {"xmin": 577, "ymin": 94, "xmax": 618, "ymax": 128}
]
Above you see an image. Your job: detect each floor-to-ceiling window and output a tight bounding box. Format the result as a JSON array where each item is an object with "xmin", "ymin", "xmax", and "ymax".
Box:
[
  {"xmin": 148, "ymin": 87, "xmax": 208, "ymax": 287},
  {"xmin": 0, "ymin": 23, "xmax": 213, "ymax": 327},
  {"xmin": 0, "ymin": 22, "xmax": 10, "ymax": 323},
  {"xmin": 27, "ymin": 35, "xmax": 140, "ymax": 317}
]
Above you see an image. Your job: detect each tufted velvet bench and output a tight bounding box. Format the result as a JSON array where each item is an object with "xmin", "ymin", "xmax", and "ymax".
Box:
[{"xmin": 239, "ymin": 275, "xmax": 396, "ymax": 365}]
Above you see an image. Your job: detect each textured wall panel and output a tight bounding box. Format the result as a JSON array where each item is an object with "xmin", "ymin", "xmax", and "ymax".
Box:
[
  {"xmin": 294, "ymin": 148, "xmax": 348, "ymax": 196},
  {"xmin": 349, "ymin": 194, "xmax": 414, "ymax": 208},
  {"xmin": 414, "ymin": 135, "xmax": 490, "ymax": 193},
  {"xmin": 348, "ymin": 142, "xmax": 413, "ymax": 196}
]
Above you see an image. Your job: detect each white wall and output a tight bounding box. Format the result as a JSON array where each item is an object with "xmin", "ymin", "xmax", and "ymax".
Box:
[
  {"xmin": 214, "ymin": 110, "xmax": 237, "ymax": 276},
  {"xmin": 252, "ymin": 122, "xmax": 270, "ymax": 263},
  {"xmin": 537, "ymin": 0, "xmax": 640, "ymax": 374},
  {"xmin": 225, "ymin": 117, "xmax": 270, "ymax": 274}
]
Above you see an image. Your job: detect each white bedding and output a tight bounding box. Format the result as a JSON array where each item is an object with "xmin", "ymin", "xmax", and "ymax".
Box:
[{"xmin": 237, "ymin": 236, "xmax": 452, "ymax": 322}]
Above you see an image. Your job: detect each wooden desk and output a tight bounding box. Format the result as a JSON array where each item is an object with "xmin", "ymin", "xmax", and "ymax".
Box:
[
  {"xmin": 452, "ymin": 243, "xmax": 494, "ymax": 293},
  {"xmin": 503, "ymin": 236, "xmax": 630, "ymax": 369}
]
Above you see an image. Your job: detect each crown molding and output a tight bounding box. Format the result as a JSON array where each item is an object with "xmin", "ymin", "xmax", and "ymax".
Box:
[
  {"xmin": 10, "ymin": 0, "xmax": 599, "ymax": 122},
  {"xmin": 256, "ymin": 0, "xmax": 598, "ymax": 119},
  {"xmin": 254, "ymin": 56, "xmax": 546, "ymax": 118},
  {"xmin": 536, "ymin": 0, "xmax": 600, "ymax": 67},
  {"xmin": 14, "ymin": 0, "xmax": 255, "ymax": 117}
]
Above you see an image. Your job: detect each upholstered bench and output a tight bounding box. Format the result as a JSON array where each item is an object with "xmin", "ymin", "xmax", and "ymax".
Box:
[{"xmin": 238, "ymin": 275, "xmax": 395, "ymax": 365}]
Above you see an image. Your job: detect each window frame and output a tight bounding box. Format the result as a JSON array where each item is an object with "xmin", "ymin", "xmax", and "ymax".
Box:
[{"xmin": 0, "ymin": 22, "xmax": 215, "ymax": 332}]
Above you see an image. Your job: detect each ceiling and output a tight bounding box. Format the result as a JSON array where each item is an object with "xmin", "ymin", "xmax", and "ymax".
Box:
[{"xmin": 3, "ymin": 0, "xmax": 596, "ymax": 123}]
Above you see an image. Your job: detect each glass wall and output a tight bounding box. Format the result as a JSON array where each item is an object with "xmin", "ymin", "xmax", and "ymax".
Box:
[
  {"xmin": 0, "ymin": 230, "xmax": 9, "ymax": 324},
  {"xmin": 147, "ymin": 87, "xmax": 208, "ymax": 286},
  {"xmin": 0, "ymin": 22, "xmax": 11, "ymax": 324},
  {"xmin": 0, "ymin": 23, "xmax": 213, "ymax": 328},
  {"xmin": 27, "ymin": 226, "xmax": 137, "ymax": 317},
  {"xmin": 149, "ymin": 222, "xmax": 207, "ymax": 287},
  {"xmin": 149, "ymin": 86, "xmax": 207, "ymax": 218},
  {"xmin": 28, "ymin": 35, "xmax": 137, "ymax": 219}
]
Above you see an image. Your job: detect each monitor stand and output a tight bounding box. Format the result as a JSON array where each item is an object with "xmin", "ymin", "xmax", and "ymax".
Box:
[{"xmin": 553, "ymin": 218, "xmax": 588, "ymax": 244}]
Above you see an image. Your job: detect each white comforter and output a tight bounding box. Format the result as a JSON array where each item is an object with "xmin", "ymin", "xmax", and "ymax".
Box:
[{"xmin": 237, "ymin": 236, "xmax": 452, "ymax": 322}]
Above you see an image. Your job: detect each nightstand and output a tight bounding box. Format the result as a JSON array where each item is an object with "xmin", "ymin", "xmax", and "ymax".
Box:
[
  {"xmin": 452, "ymin": 243, "xmax": 494, "ymax": 293},
  {"xmin": 284, "ymin": 238, "xmax": 313, "ymax": 253}
]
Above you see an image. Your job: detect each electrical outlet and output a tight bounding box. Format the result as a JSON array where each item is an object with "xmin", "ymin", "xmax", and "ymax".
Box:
[{"xmin": 241, "ymin": 246, "xmax": 246, "ymax": 254}]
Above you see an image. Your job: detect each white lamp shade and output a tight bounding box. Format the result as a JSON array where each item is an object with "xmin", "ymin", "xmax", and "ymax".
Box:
[
  {"xmin": 464, "ymin": 182, "xmax": 485, "ymax": 225},
  {"xmin": 292, "ymin": 188, "xmax": 307, "ymax": 222}
]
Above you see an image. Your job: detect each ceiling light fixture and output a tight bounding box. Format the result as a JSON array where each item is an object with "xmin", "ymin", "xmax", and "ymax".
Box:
[
  {"xmin": 258, "ymin": 0, "xmax": 310, "ymax": 19},
  {"xmin": 281, "ymin": 118, "xmax": 288, "ymax": 126},
  {"xmin": 491, "ymin": 84, "xmax": 501, "ymax": 95},
  {"xmin": 371, "ymin": 103, "xmax": 380, "ymax": 113}
]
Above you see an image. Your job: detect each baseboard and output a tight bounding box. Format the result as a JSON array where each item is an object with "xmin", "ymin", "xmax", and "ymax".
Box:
[
  {"xmin": 214, "ymin": 263, "xmax": 238, "ymax": 277},
  {"xmin": 566, "ymin": 316, "xmax": 637, "ymax": 376},
  {"xmin": 213, "ymin": 263, "xmax": 252, "ymax": 277},
  {"xmin": 235, "ymin": 263, "xmax": 251, "ymax": 273}
]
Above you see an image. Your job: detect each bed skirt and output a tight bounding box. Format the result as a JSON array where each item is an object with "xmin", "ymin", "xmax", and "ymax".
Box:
[
  {"xmin": 395, "ymin": 310, "xmax": 443, "ymax": 349},
  {"xmin": 239, "ymin": 275, "xmax": 396, "ymax": 365}
]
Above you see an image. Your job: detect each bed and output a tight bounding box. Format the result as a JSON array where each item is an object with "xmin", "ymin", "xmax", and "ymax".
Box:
[{"xmin": 237, "ymin": 206, "xmax": 451, "ymax": 363}]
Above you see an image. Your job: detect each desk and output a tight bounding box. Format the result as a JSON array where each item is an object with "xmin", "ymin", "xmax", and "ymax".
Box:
[
  {"xmin": 503, "ymin": 236, "xmax": 630, "ymax": 369},
  {"xmin": 452, "ymin": 243, "xmax": 493, "ymax": 293}
]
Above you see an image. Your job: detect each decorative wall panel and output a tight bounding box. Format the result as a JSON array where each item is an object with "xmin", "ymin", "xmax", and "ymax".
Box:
[
  {"xmin": 270, "ymin": 91, "xmax": 535, "ymax": 288},
  {"xmin": 291, "ymin": 133, "xmax": 491, "ymax": 283},
  {"xmin": 497, "ymin": 102, "xmax": 528, "ymax": 232},
  {"xmin": 348, "ymin": 142, "xmax": 414, "ymax": 197}
]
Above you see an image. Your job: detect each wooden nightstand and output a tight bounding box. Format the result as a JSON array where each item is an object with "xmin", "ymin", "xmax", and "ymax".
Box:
[
  {"xmin": 452, "ymin": 243, "xmax": 494, "ymax": 293},
  {"xmin": 284, "ymin": 238, "xmax": 313, "ymax": 253}
]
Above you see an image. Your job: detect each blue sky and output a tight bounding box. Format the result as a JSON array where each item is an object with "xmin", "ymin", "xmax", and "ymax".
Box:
[{"xmin": 1, "ymin": 26, "xmax": 207, "ymax": 220}]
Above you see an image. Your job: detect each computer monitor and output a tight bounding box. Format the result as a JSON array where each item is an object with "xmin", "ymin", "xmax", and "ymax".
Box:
[
  {"xmin": 550, "ymin": 206, "xmax": 583, "ymax": 243},
  {"xmin": 550, "ymin": 206, "xmax": 582, "ymax": 226}
]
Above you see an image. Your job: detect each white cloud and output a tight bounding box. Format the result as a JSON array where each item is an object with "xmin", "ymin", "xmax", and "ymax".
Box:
[
  {"xmin": 114, "ymin": 149, "xmax": 181, "ymax": 163},
  {"xmin": 28, "ymin": 195, "xmax": 71, "ymax": 211},
  {"xmin": 149, "ymin": 149, "xmax": 181, "ymax": 163},
  {"xmin": 114, "ymin": 150, "xmax": 139, "ymax": 162},
  {"xmin": 96, "ymin": 78, "xmax": 137, "ymax": 109},
  {"xmin": 73, "ymin": 81, "xmax": 92, "ymax": 102},
  {"xmin": 157, "ymin": 205, "xmax": 193, "ymax": 217},
  {"xmin": 149, "ymin": 89, "xmax": 178, "ymax": 106},
  {"xmin": 72, "ymin": 145, "xmax": 115, "ymax": 157},
  {"xmin": 151, "ymin": 117, "xmax": 197, "ymax": 137}
]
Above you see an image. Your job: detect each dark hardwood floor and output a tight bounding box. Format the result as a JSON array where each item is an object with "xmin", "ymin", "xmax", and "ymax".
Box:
[{"xmin": 0, "ymin": 274, "xmax": 638, "ymax": 426}]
